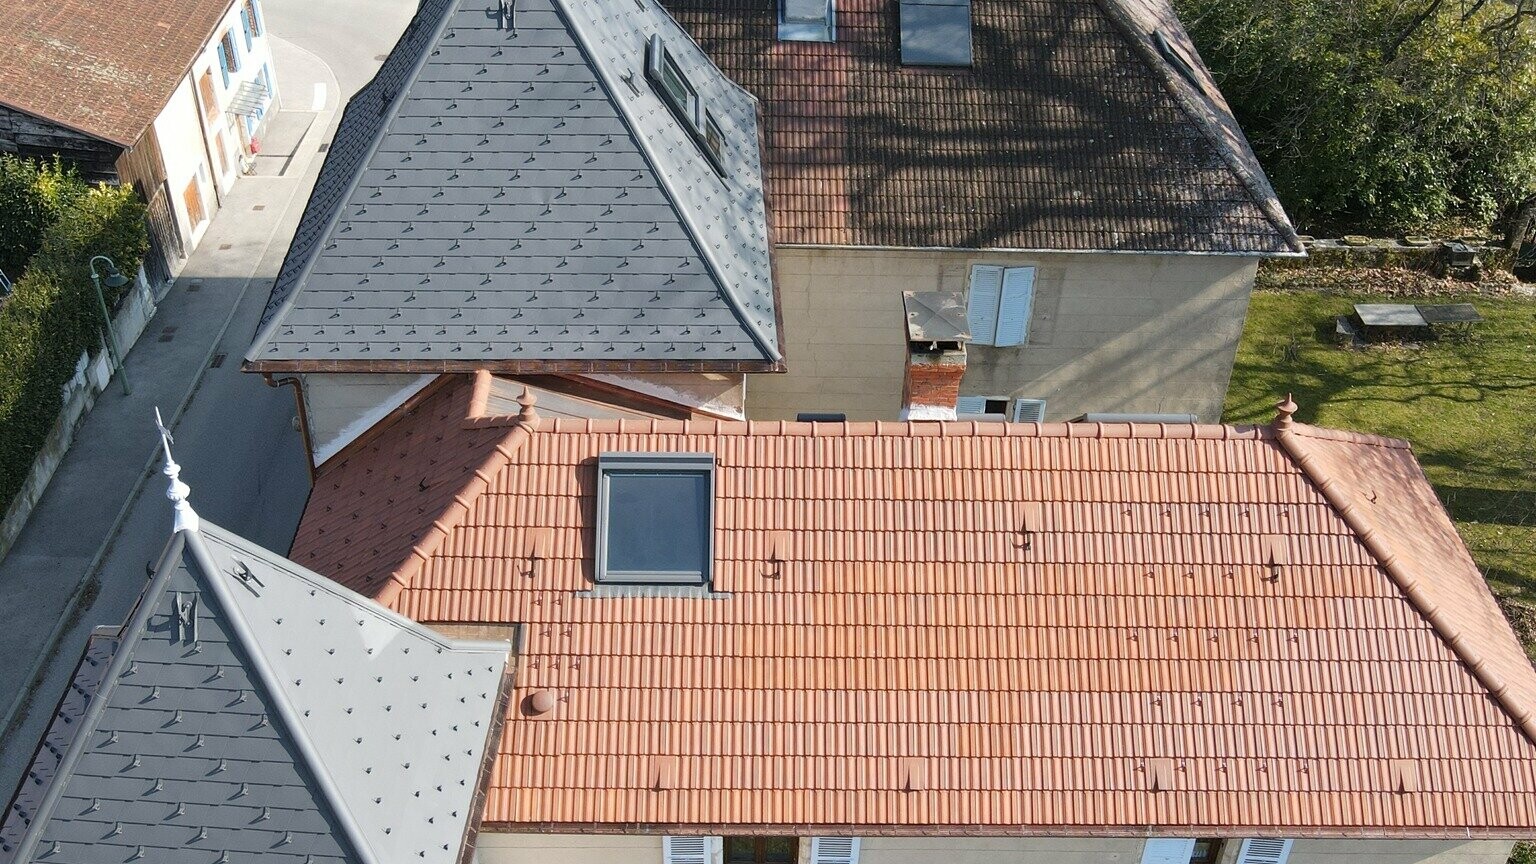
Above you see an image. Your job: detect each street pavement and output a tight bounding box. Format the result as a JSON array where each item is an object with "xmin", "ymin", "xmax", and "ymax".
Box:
[{"xmin": 0, "ymin": 1, "xmax": 417, "ymax": 794}]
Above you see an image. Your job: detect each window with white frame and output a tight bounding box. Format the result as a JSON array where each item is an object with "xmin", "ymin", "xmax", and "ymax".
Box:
[
  {"xmin": 966, "ymin": 263, "xmax": 1036, "ymax": 347},
  {"xmin": 645, "ymin": 36, "xmax": 727, "ymax": 175},
  {"xmin": 596, "ymin": 453, "xmax": 713, "ymax": 585}
]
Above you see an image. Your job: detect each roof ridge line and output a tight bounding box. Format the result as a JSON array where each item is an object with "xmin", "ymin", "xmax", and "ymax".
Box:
[
  {"xmin": 378, "ymin": 423, "xmax": 532, "ymax": 609},
  {"xmin": 180, "ymin": 530, "xmax": 386, "ymax": 864},
  {"xmin": 554, "ymin": 0, "xmax": 783, "ymax": 364},
  {"xmin": 244, "ymin": 0, "xmax": 457, "ymax": 363},
  {"xmin": 4, "ymin": 533, "xmax": 188, "ymax": 864},
  {"xmin": 1280, "ymin": 423, "xmax": 1411, "ymax": 449},
  {"xmin": 532, "ymin": 416, "xmax": 1274, "ymax": 439},
  {"xmin": 1275, "ymin": 425, "xmax": 1536, "ymax": 746},
  {"xmin": 1089, "ymin": 0, "xmax": 1304, "ymax": 255}
]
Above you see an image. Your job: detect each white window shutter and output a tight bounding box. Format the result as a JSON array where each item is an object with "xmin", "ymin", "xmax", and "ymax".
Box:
[
  {"xmin": 663, "ymin": 837, "xmax": 720, "ymax": 864},
  {"xmin": 966, "ymin": 264, "xmax": 1003, "ymax": 345},
  {"xmin": 811, "ymin": 837, "xmax": 861, "ymax": 864},
  {"xmin": 1236, "ymin": 839, "xmax": 1293, "ymax": 864},
  {"xmin": 955, "ymin": 395, "xmax": 989, "ymax": 416},
  {"xmin": 994, "ymin": 266, "xmax": 1036, "ymax": 347},
  {"xmin": 1012, "ymin": 398, "xmax": 1047, "ymax": 423},
  {"xmin": 1141, "ymin": 839, "xmax": 1197, "ymax": 864}
]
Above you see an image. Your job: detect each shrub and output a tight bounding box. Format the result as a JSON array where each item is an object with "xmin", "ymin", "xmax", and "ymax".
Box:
[{"xmin": 0, "ymin": 178, "xmax": 146, "ymax": 512}]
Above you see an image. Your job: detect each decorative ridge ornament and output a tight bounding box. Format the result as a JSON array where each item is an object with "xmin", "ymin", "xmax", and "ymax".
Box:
[{"xmin": 156, "ymin": 407, "xmax": 199, "ymax": 533}]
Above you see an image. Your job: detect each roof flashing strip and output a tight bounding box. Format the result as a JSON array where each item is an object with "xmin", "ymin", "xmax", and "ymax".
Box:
[{"xmin": 559, "ymin": 5, "xmax": 782, "ymax": 364}]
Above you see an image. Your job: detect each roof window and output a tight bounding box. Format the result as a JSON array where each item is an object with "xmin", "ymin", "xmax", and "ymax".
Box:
[
  {"xmin": 899, "ymin": 0, "xmax": 973, "ymax": 67},
  {"xmin": 1153, "ymin": 31, "xmax": 1202, "ymax": 88},
  {"xmin": 780, "ymin": 0, "xmax": 836, "ymax": 42},
  {"xmin": 596, "ymin": 453, "xmax": 714, "ymax": 584},
  {"xmin": 645, "ymin": 36, "xmax": 727, "ymax": 175}
]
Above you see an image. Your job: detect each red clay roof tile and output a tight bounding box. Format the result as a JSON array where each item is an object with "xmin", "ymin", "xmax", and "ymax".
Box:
[{"xmin": 291, "ymin": 374, "xmax": 1536, "ymax": 835}]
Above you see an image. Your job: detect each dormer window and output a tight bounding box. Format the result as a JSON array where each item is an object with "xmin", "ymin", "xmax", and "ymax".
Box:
[
  {"xmin": 779, "ymin": 0, "xmax": 835, "ymax": 42},
  {"xmin": 645, "ymin": 36, "xmax": 727, "ymax": 175},
  {"xmin": 596, "ymin": 453, "xmax": 714, "ymax": 584}
]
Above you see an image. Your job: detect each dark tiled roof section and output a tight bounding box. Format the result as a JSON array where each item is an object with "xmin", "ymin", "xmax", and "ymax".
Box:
[
  {"xmin": 254, "ymin": 0, "xmax": 455, "ymax": 346},
  {"xmin": 249, "ymin": 0, "xmax": 780, "ymax": 368},
  {"xmin": 292, "ymin": 376, "xmax": 1536, "ymax": 833},
  {"xmin": 0, "ymin": 0, "xmax": 233, "ymax": 145},
  {"xmin": 0, "ymin": 524, "xmax": 512, "ymax": 864},
  {"xmin": 663, "ymin": 0, "xmax": 1301, "ymax": 254}
]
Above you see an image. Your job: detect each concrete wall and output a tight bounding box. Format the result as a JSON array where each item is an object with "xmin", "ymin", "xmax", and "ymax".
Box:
[
  {"xmin": 476, "ymin": 834, "xmax": 1512, "ymax": 864},
  {"xmin": 300, "ymin": 372, "xmax": 436, "ymax": 466},
  {"xmin": 755, "ymin": 247, "xmax": 1260, "ymax": 423}
]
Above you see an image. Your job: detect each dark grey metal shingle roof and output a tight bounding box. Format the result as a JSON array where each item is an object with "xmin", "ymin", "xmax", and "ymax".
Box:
[
  {"xmin": 0, "ymin": 524, "xmax": 511, "ymax": 864},
  {"xmin": 248, "ymin": 0, "xmax": 780, "ymax": 371}
]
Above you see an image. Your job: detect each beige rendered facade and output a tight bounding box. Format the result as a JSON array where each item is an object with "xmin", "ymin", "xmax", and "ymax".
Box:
[
  {"xmin": 752, "ymin": 247, "xmax": 1261, "ymax": 423},
  {"xmin": 476, "ymin": 834, "xmax": 1513, "ymax": 864}
]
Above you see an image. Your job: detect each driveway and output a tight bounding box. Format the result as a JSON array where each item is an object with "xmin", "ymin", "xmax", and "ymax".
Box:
[{"xmin": 0, "ymin": 0, "xmax": 418, "ymax": 795}]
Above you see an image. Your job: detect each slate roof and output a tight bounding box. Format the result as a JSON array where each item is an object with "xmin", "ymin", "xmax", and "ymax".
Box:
[
  {"xmin": 289, "ymin": 373, "xmax": 1536, "ymax": 835},
  {"xmin": 663, "ymin": 0, "xmax": 1303, "ymax": 254},
  {"xmin": 0, "ymin": 0, "xmax": 234, "ymax": 145},
  {"xmin": 247, "ymin": 0, "xmax": 781, "ymax": 373},
  {"xmin": 0, "ymin": 521, "xmax": 512, "ymax": 864}
]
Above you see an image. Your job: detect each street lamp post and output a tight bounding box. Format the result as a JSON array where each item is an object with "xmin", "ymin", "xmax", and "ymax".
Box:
[{"xmin": 87, "ymin": 255, "xmax": 132, "ymax": 396}]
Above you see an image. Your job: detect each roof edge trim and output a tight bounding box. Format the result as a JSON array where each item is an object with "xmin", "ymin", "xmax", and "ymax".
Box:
[
  {"xmin": 241, "ymin": 357, "xmax": 787, "ymax": 374},
  {"xmin": 4, "ymin": 532, "xmax": 191, "ymax": 864},
  {"xmin": 1088, "ymin": 0, "xmax": 1304, "ymax": 255},
  {"xmin": 181, "ymin": 529, "xmax": 386, "ymax": 864},
  {"xmin": 554, "ymin": 1, "xmax": 783, "ymax": 364},
  {"xmin": 244, "ymin": 0, "xmax": 458, "ymax": 364},
  {"xmin": 455, "ymin": 661, "xmax": 518, "ymax": 864},
  {"xmin": 1275, "ymin": 423, "xmax": 1536, "ymax": 746},
  {"xmin": 0, "ymin": 97, "xmax": 135, "ymax": 148},
  {"xmin": 377, "ymin": 422, "xmax": 533, "ymax": 609},
  {"xmin": 776, "ymin": 242, "xmax": 1305, "ymax": 258},
  {"xmin": 479, "ymin": 822, "xmax": 1536, "ymax": 839}
]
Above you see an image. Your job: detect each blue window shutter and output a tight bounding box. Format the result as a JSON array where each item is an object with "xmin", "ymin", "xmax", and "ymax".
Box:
[
  {"xmin": 216, "ymin": 44, "xmax": 230, "ymax": 88},
  {"xmin": 994, "ymin": 266, "xmax": 1036, "ymax": 347},
  {"xmin": 966, "ymin": 264, "xmax": 1003, "ymax": 346},
  {"xmin": 250, "ymin": 0, "xmax": 264, "ymax": 34},
  {"xmin": 241, "ymin": 10, "xmax": 253, "ymax": 51},
  {"xmin": 955, "ymin": 395, "xmax": 988, "ymax": 416}
]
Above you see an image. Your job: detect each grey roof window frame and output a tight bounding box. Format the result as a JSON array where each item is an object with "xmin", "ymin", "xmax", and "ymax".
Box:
[
  {"xmin": 779, "ymin": 0, "xmax": 836, "ymax": 42},
  {"xmin": 645, "ymin": 35, "xmax": 728, "ymax": 176},
  {"xmin": 596, "ymin": 452, "xmax": 716, "ymax": 585}
]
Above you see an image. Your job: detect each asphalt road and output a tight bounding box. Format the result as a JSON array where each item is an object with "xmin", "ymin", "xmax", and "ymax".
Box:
[{"xmin": 0, "ymin": 0, "xmax": 418, "ymax": 796}]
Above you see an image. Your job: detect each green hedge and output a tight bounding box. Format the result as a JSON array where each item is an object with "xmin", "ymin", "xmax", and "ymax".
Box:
[{"xmin": 0, "ymin": 159, "xmax": 147, "ymax": 513}]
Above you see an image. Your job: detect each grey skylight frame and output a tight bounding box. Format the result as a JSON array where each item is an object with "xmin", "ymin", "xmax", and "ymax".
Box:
[
  {"xmin": 595, "ymin": 452, "xmax": 716, "ymax": 585},
  {"xmin": 898, "ymin": 0, "xmax": 974, "ymax": 67},
  {"xmin": 645, "ymin": 35, "xmax": 727, "ymax": 176},
  {"xmin": 779, "ymin": 0, "xmax": 836, "ymax": 42}
]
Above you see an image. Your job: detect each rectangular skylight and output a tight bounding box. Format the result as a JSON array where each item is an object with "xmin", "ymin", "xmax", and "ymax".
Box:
[
  {"xmin": 780, "ymin": 0, "xmax": 835, "ymax": 42},
  {"xmin": 596, "ymin": 453, "xmax": 714, "ymax": 584},
  {"xmin": 645, "ymin": 35, "xmax": 727, "ymax": 176},
  {"xmin": 899, "ymin": 0, "xmax": 973, "ymax": 67}
]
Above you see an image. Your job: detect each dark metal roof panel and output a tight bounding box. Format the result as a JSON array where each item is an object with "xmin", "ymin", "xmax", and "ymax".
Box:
[{"xmin": 249, "ymin": 0, "xmax": 779, "ymax": 366}]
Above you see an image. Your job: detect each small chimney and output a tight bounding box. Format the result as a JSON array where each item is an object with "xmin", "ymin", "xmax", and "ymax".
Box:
[{"xmin": 900, "ymin": 291, "xmax": 970, "ymax": 420}]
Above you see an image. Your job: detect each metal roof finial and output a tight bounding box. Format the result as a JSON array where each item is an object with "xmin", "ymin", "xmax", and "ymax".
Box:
[
  {"xmin": 156, "ymin": 407, "xmax": 199, "ymax": 533},
  {"xmin": 517, "ymin": 387, "xmax": 540, "ymax": 425},
  {"xmin": 1274, "ymin": 393, "xmax": 1298, "ymax": 431}
]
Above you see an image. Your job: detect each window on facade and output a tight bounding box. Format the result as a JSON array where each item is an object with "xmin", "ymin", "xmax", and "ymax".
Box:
[
  {"xmin": 198, "ymin": 71, "xmax": 219, "ymax": 123},
  {"xmin": 220, "ymin": 31, "xmax": 241, "ymax": 78},
  {"xmin": 702, "ymin": 112, "xmax": 725, "ymax": 164},
  {"xmin": 245, "ymin": 0, "xmax": 264, "ymax": 36},
  {"xmin": 965, "ymin": 263, "xmax": 1036, "ymax": 347},
  {"xmin": 1141, "ymin": 839, "xmax": 1227, "ymax": 864},
  {"xmin": 725, "ymin": 838, "xmax": 798, "ymax": 864},
  {"xmin": 596, "ymin": 453, "xmax": 713, "ymax": 584}
]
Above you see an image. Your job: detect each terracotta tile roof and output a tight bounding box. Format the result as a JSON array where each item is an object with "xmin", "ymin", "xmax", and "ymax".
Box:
[
  {"xmin": 290, "ymin": 374, "xmax": 1536, "ymax": 835},
  {"xmin": 661, "ymin": 0, "xmax": 1302, "ymax": 254},
  {"xmin": 0, "ymin": 0, "xmax": 234, "ymax": 145}
]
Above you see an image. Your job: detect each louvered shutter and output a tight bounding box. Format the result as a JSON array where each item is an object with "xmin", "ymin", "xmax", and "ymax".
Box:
[
  {"xmin": 1141, "ymin": 839, "xmax": 1197, "ymax": 864},
  {"xmin": 966, "ymin": 264, "xmax": 1003, "ymax": 345},
  {"xmin": 1012, "ymin": 398, "xmax": 1047, "ymax": 423},
  {"xmin": 1236, "ymin": 839, "xmax": 1293, "ymax": 864},
  {"xmin": 810, "ymin": 837, "xmax": 861, "ymax": 864},
  {"xmin": 955, "ymin": 395, "xmax": 989, "ymax": 417},
  {"xmin": 216, "ymin": 43, "xmax": 231, "ymax": 87},
  {"xmin": 662, "ymin": 837, "xmax": 720, "ymax": 864},
  {"xmin": 240, "ymin": 10, "xmax": 253, "ymax": 49},
  {"xmin": 994, "ymin": 266, "xmax": 1037, "ymax": 347}
]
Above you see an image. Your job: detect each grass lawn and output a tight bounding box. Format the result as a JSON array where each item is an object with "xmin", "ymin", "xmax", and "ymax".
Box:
[{"xmin": 1223, "ymin": 289, "xmax": 1536, "ymax": 614}]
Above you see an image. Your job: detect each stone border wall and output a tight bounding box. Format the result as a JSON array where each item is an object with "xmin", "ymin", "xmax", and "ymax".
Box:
[{"xmin": 1268, "ymin": 237, "xmax": 1516, "ymax": 272}]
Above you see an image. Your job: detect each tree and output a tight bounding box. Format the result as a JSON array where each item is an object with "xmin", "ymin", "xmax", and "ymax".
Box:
[{"xmin": 1174, "ymin": 0, "xmax": 1536, "ymax": 237}]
